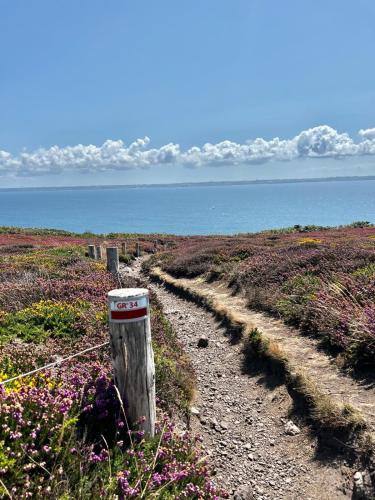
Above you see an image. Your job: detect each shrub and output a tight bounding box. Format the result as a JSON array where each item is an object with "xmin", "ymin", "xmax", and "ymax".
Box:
[
  {"xmin": 0, "ymin": 239, "xmax": 220, "ymax": 498},
  {"xmin": 159, "ymin": 226, "xmax": 375, "ymax": 371},
  {"xmin": 0, "ymin": 300, "xmax": 89, "ymax": 344}
]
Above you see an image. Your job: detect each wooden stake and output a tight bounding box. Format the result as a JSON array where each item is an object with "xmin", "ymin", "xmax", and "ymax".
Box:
[
  {"xmin": 121, "ymin": 242, "xmax": 127, "ymax": 256},
  {"xmin": 95, "ymin": 246, "xmax": 102, "ymax": 260},
  {"xmin": 88, "ymin": 245, "xmax": 95, "ymax": 259},
  {"xmin": 136, "ymin": 242, "xmax": 141, "ymax": 257},
  {"xmin": 108, "ymin": 288, "xmax": 155, "ymax": 437},
  {"xmin": 106, "ymin": 247, "xmax": 119, "ymax": 275}
]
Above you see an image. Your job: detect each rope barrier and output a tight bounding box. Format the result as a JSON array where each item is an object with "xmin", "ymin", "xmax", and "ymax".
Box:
[{"xmin": 0, "ymin": 341, "xmax": 110, "ymax": 386}]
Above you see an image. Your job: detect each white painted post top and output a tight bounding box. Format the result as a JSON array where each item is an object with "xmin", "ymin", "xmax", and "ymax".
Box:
[
  {"xmin": 108, "ymin": 288, "xmax": 149, "ymax": 323},
  {"xmin": 108, "ymin": 288, "xmax": 149, "ymax": 300}
]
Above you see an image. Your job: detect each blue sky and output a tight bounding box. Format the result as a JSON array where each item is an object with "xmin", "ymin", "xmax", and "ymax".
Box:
[{"xmin": 1, "ymin": 0, "xmax": 375, "ymax": 187}]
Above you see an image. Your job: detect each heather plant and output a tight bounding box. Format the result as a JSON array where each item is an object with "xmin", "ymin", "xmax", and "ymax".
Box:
[
  {"xmin": 0, "ymin": 367, "xmax": 224, "ymax": 498},
  {"xmin": 0, "ymin": 238, "xmax": 220, "ymax": 498},
  {"xmin": 0, "ymin": 246, "xmax": 85, "ymax": 278},
  {"xmin": 158, "ymin": 226, "xmax": 375, "ymax": 370},
  {"xmin": 0, "ymin": 363, "xmax": 224, "ymax": 498},
  {"xmin": 273, "ymin": 273, "xmax": 320, "ymax": 326},
  {"xmin": 310, "ymin": 275, "xmax": 375, "ymax": 367}
]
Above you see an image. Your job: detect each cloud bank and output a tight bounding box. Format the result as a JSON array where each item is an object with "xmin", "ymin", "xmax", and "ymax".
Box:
[{"xmin": 1, "ymin": 125, "xmax": 375, "ymax": 177}]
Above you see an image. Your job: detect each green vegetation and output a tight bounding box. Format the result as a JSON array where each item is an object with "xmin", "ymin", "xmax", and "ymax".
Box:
[
  {"xmin": 152, "ymin": 225, "xmax": 375, "ymax": 372},
  {"xmin": 0, "ymin": 237, "xmax": 224, "ymax": 498}
]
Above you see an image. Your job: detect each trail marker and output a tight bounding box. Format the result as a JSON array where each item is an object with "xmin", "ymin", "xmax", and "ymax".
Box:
[
  {"xmin": 108, "ymin": 288, "xmax": 155, "ymax": 437},
  {"xmin": 88, "ymin": 245, "xmax": 95, "ymax": 259},
  {"xmin": 95, "ymin": 245, "xmax": 102, "ymax": 260},
  {"xmin": 106, "ymin": 247, "xmax": 119, "ymax": 275}
]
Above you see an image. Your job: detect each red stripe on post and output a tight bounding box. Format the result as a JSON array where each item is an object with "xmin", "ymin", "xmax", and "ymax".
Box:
[{"xmin": 111, "ymin": 308, "xmax": 148, "ymax": 321}]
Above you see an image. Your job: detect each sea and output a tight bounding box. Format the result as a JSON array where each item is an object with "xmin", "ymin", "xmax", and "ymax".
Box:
[{"xmin": 1, "ymin": 179, "xmax": 374, "ymax": 235}]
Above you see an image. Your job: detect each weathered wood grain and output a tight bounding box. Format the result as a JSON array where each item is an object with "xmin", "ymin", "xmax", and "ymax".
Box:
[
  {"xmin": 88, "ymin": 244, "xmax": 96, "ymax": 259},
  {"xmin": 108, "ymin": 288, "xmax": 155, "ymax": 437},
  {"xmin": 106, "ymin": 247, "xmax": 119, "ymax": 275},
  {"xmin": 95, "ymin": 245, "xmax": 102, "ymax": 260}
]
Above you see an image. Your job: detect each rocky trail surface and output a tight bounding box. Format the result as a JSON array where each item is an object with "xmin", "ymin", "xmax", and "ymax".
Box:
[
  {"xmin": 188, "ymin": 277, "xmax": 375, "ymax": 437},
  {"xmin": 121, "ymin": 260, "xmax": 365, "ymax": 499}
]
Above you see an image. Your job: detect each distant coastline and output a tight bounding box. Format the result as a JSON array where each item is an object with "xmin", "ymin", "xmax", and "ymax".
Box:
[{"xmin": 1, "ymin": 175, "xmax": 375, "ymax": 192}]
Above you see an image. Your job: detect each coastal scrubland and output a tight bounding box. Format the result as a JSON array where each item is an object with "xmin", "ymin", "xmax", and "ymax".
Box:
[
  {"xmin": 0, "ymin": 235, "xmax": 224, "ymax": 498},
  {"xmin": 1, "ymin": 223, "xmax": 374, "ymax": 498},
  {"xmin": 149, "ymin": 223, "xmax": 375, "ymax": 373}
]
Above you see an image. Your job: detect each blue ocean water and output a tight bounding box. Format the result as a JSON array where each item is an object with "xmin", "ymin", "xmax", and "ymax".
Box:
[{"xmin": 0, "ymin": 180, "xmax": 374, "ymax": 235}]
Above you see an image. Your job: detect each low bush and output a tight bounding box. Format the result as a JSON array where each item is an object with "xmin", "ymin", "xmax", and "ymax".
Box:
[
  {"xmin": 156, "ymin": 225, "xmax": 375, "ymax": 371},
  {"xmin": 0, "ymin": 240, "xmax": 223, "ymax": 498},
  {"xmin": 0, "ymin": 300, "xmax": 89, "ymax": 343}
]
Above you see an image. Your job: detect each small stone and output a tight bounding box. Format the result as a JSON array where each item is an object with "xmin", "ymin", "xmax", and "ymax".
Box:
[
  {"xmin": 353, "ymin": 470, "xmax": 372, "ymax": 499},
  {"xmin": 209, "ymin": 417, "xmax": 219, "ymax": 429},
  {"xmin": 284, "ymin": 420, "xmax": 301, "ymax": 436},
  {"xmin": 190, "ymin": 406, "xmax": 200, "ymax": 416},
  {"xmin": 197, "ymin": 336, "xmax": 209, "ymax": 348},
  {"xmin": 233, "ymin": 484, "xmax": 254, "ymax": 500}
]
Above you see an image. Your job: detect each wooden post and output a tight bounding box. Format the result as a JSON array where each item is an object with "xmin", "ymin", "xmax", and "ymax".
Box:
[
  {"xmin": 136, "ymin": 242, "xmax": 141, "ymax": 257},
  {"xmin": 106, "ymin": 247, "xmax": 119, "ymax": 275},
  {"xmin": 121, "ymin": 242, "xmax": 127, "ymax": 256},
  {"xmin": 108, "ymin": 288, "xmax": 155, "ymax": 437},
  {"xmin": 95, "ymin": 246, "xmax": 102, "ymax": 260},
  {"xmin": 154, "ymin": 240, "xmax": 158, "ymax": 252},
  {"xmin": 88, "ymin": 245, "xmax": 95, "ymax": 259}
]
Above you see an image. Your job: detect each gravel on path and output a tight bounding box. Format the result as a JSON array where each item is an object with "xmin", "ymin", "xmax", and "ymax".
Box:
[{"xmin": 123, "ymin": 262, "xmax": 356, "ymax": 499}]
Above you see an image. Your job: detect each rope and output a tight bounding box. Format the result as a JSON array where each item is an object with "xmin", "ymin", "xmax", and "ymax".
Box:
[{"xmin": 0, "ymin": 341, "xmax": 110, "ymax": 386}]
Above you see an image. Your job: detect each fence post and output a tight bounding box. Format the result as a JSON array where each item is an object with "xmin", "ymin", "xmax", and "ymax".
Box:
[
  {"xmin": 88, "ymin": 245, "xmax": 96, "ymax": 259},
  {"xmin": 136, "ymin": 242, "xmax": 141, "ymax": 257},
  {"xmin": 121, "ymin": 242, "xmax": 127, "ymax": 256},
  {"xmin": 106, "ymin": 247, "xmax": 119, "ymax": 275},
  {"xmin": 95, "ymin": 246, "xmax": 102, "ymax": 260},
  {"xmin": 107, "ymin": 288, "xmax": 155, "ymax": 437}
]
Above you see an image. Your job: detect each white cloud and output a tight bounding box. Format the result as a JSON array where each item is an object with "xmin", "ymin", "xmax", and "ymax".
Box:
[
  {"xmin": 1, "ymin": 125, "xmax": 375, "ymax": 177},
  {"xmin": 359, "ymin": 127, "xmax": 375, "ymax": 140}
]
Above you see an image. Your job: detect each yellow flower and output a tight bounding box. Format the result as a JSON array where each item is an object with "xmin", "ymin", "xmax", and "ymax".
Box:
[{"xmin": 298, "ymin": 238, "xmax": 322, "ymax": 245}]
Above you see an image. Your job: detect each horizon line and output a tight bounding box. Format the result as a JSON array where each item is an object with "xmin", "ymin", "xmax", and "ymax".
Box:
[{"xmin": 1, "ymin": 174, "xmax": 375, "ymax": 192}]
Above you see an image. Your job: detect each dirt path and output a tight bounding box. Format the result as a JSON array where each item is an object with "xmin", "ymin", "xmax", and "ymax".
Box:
[
  {"xmin": 156, "ymin": 272, "xmax": 375, "ymax": 439},
  {"xmin": 122, "ymin": 260, "xmax": 358, "ymax": 499}
]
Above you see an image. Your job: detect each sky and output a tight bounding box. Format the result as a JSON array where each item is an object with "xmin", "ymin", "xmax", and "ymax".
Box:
[{"xmin": 1, "ymin": 0, "xmax": 375, "ymax": 188}]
